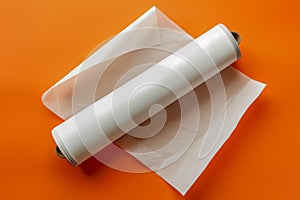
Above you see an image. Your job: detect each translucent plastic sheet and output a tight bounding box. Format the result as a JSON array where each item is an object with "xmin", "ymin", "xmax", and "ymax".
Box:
[{"xmin": 42, "ymin": 6, "xmax": 266, "ymax": 195}]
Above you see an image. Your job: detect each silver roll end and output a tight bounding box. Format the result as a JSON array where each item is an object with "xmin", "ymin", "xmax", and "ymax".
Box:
[
  {"xmin": 231, "ymin": 32, "xmax": 241, "ymax": 45},
  {"xmin": 52, "ymin": 129, "xmax": 79, "ymax": 167},
  {"xmin": 56, "ymin": 146, "xmax": 65, "ymax": 158},
  {"xmin": 218, "ymin": 24, "xmax": 241, "ymax": 59}
]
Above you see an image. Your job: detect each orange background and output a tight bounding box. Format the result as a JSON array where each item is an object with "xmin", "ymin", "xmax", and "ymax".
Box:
[{"xmin": 1, "ymin": 0, "xmax": 299, "ymax": 199}]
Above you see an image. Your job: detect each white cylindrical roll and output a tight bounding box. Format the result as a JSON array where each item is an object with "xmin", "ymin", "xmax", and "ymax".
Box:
[{"xmin": 53, "ymin": 24, "xmax": 241, "ymax": 166}]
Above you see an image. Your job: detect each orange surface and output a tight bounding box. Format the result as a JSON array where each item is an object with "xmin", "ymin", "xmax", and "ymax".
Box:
[{"xmin": 1, "ymin": 0, "xmax": 299, "ymax": 199}]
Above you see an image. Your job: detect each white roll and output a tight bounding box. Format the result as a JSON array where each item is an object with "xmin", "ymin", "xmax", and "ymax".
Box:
[{"xmin": 53, "ymin": 24, "xmax": 241, "ymax": 166}]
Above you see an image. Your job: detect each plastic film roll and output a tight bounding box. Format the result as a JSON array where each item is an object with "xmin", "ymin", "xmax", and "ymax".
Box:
[{"xmin": 53, "ymin": 24, "xmax": 241, "ymax": 166}]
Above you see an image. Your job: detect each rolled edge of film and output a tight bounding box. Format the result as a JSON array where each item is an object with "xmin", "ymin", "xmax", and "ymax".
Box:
[{"xmin": 53, "ymin": 24, "xmax": 241, "ymax": 166}]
